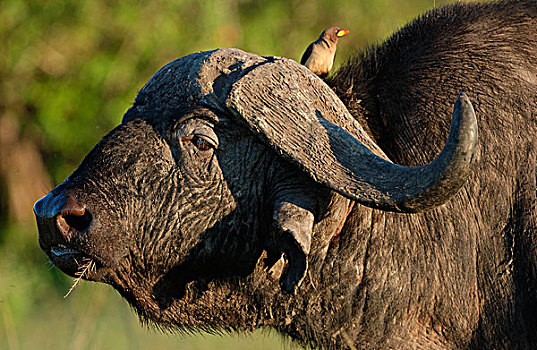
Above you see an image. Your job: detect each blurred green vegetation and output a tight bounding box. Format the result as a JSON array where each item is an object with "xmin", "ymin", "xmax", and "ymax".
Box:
[{"xmin": 1, "ymin": 0, "xmax": 477, "ymax": 349}]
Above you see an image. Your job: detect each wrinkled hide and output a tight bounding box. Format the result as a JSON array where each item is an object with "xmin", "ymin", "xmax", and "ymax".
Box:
[{"xmin": 35, "ymin": 1, "xmax": 537, "ymax": 349}]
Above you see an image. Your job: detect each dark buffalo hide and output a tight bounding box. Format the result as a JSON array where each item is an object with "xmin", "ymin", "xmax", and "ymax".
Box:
[{"xmin": 35, "ymin": 1, "xmax": 537, "ymax": 349}]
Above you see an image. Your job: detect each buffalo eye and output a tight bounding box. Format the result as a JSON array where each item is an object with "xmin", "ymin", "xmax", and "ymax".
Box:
[
  {"xmin": 171, "ymin": 118, "xmax": 219, "ymax": 162},
  {"xmin": 178, "ymin": 134, "xmax": 216, "ymax": 150},
  {"xmin": 192, "ymin": 135, "xmax": 212, "ymax": 151}
]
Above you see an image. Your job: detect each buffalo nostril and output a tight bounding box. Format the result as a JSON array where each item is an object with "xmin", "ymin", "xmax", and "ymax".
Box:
[
  {"xmin": 55, "ymin": 196, "xmax": 92, "ymax": 238},
  {"xmin": 64, "ymin": 211, "xmax": 92, "ymax": 232}
]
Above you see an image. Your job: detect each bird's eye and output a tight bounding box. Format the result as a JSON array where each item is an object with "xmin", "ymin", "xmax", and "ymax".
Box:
[{"xmin": 191, "ymin": 135, "xmax": 212, "ymax": 151}]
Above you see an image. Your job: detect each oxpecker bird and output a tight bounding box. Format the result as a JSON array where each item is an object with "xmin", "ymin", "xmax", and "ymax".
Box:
[{"xmin": 301, "ymin": 27, "xmax": 349, "ymax": 78}]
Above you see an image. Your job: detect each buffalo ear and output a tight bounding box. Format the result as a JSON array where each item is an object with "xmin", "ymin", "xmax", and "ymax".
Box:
[{"xmin": 272, "ymin": 200, "xmax": 314, "ymax": 293}]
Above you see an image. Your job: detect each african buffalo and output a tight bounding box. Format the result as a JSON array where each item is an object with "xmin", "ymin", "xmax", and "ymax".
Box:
[{"xmin": 35, "ymin": 1, "xmax": 537, "ymax": 349}]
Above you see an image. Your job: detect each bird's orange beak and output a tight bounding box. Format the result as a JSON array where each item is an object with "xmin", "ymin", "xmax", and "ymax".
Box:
[{"xmin": 336, "ymin": 29, "xmax": 350, "ymax": 37}]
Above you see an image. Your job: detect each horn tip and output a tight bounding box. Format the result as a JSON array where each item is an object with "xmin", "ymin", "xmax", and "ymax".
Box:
[
  {"xmin": 454, "ymin": 92, "xmax": 477, "ymax": 124},
  {"xmin": 455, "ymin": 92, "xmax": 471, "ymax": 108}
]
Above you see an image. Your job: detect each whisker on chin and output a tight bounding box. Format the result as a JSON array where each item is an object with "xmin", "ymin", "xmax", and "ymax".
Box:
[
  {"xmin": 63, "ymin": 258, "xmax": 95, "ymax": 299},
  {"xmin": 45, "ymin": 259, "xmax": 55, "ymax": 271}
]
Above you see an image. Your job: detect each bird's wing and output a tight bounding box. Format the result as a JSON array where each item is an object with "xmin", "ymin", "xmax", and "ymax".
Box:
[{"xmin": 300, "ymin": 43, "xmax": 314, "ymax": 65}]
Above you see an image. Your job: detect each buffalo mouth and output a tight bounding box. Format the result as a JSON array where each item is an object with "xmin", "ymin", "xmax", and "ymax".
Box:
[
  {"xmin": 47, "ymin": 244, "xmax": 94, "ymax": 277},
  {"xmin": 40, "ymin": 239, "xmax": 101, "ymax": 279}
]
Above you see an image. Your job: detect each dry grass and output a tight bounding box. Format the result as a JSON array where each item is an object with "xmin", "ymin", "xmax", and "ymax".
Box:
[{"xmin": 63, "ymin": 259, "xmax": 95, "ymax": 299}]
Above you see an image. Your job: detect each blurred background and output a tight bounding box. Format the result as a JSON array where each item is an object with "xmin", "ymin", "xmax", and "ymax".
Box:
[{"xmin": 1, "ymin": 0, "xmax": 477, "ymax": 349}]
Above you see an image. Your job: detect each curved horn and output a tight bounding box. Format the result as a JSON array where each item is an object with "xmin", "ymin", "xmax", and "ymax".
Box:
[{"xmin": 224, "ymin": 58, "xmax": 477, "ymax": 213}]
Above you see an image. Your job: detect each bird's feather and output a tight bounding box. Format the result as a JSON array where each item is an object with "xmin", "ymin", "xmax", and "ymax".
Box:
[{"xmin": 300, "ymin": 43, "xmax": 314, "ymax": 65}]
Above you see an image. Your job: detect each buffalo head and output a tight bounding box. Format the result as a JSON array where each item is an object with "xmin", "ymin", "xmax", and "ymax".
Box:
[{"xmin": 34, "ymin": 48, "xmax": 477, "ymax": 328}]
